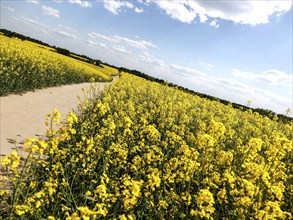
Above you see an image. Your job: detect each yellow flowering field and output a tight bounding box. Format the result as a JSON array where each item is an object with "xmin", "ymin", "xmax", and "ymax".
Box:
[
  {"xmin": 0, "ymin": 35, "xmax": 118, "ymax": 96},
  {"xmin": 1, "ymin": 73, "xmax": 292, "ymax": 219},
  {"xmin": 100, "ymin": 64, "xmax": 122, "ymax": 76}
]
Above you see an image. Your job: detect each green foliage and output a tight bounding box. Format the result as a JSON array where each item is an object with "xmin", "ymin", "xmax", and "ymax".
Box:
[{"xmin": 54, "ymin": 47, "xmax": 70, "ymax": 56}]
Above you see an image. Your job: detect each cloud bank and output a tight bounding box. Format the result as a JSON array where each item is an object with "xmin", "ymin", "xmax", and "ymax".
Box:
[
  {"xmin": 232, "ymin": 69, "xmax": 292, "ymax": 85},
  {"xmin": 152, "ymin": 0, "xmax": 292, "ymax": 25},
  {"xmin": 69, "ymin": 0, "xmax": 92, "ymax": 8},
  {"xmin": 87, "ymin": 32, "xmax": 157, "ymax": 50},
  {"xmin": 103, "ymin": 0, "xmax": 134, "ymax": 14},
  {"xmin": 102, "ymin": 0, "xmax": 292, "ymax": 26}
]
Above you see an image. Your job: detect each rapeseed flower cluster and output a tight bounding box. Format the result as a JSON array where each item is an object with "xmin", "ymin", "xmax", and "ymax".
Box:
[{"xmin": 0, "ymin": 73, "xmax": 292, "ymax": 219}]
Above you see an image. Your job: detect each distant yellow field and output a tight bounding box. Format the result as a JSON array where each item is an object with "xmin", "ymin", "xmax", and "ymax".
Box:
[
  {"xmin": 24, "ymin": 40, "xmax": 56, "ymax": 52},
  {"xmin": 100, "ymin": 64, "xmax": 120, "ymax": 76},
  {"xmin": 70, "ymin": 53, "xmax": 88, "ymax": 61},
  {"xmin": 0, "ymin": 35, "xmax": 116, "ymax": 96}
]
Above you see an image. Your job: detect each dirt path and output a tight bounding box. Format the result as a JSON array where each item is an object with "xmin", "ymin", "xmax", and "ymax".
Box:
[{"xmin": 0, "ymin": 78, "xmax": 117, "ymax": 157}]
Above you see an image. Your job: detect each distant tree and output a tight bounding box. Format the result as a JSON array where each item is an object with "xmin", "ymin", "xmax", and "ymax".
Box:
[
  {"xmin": 55, "ymin": 47, "xmax": 70, "ymax": 56},
  {"xmin": 285, "ymin": 108, "xmax": 292, "ymax": 116},
  {"xmin": 255, "ymin": 108, "xmax": 275, "ymax": 116},
  {"xmin": 246, "ymin": 100, "xmax": 252, "ymax": 107},
  {"xmin": 94, "ymin": 59, "xmax": 102, "ymax": 67}
]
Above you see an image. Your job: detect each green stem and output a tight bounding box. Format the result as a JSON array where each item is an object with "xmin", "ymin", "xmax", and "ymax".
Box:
[{"xmin": 9, "ymin": 151, "xmax": 32, "ymax": 219}]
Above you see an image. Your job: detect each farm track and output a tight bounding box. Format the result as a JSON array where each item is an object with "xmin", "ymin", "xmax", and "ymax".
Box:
[{"xmin": 0, "ymin": 77, "xmax": 118, "ymax": 158}]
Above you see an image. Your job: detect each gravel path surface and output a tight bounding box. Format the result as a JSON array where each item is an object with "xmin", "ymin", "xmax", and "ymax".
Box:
[{"xmin": 0, "ymin": 79, "xmax": 116, "ymax": 157}]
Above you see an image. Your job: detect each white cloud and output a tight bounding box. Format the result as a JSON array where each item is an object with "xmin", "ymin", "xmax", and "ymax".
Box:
[
  {"xmin": 103, "ymin": 0, "xmax": 134, "ymax": 14},
  {"xmin": 114, "ymin": 35, "xmax": 157, "ymax": 49},
  {"xmin": 248, "ymin": 87, "xmax": 292, "ymax": 113},
  {"xmin": 42, "ymin": 6, "xmax": 60, "ymax": 18},
  {"xmin": 214, "ymin": 77, "xmax": 249, "ymax": 91},
  {"xmin": 88, "ymin": 32, "xmax": 118, "ymax": 43},
  {"xmin": 57, "ymin": 30, "xmax": 77, "ymax": 40},
  {"xmin": 13, "ymin": 17, "xmax": 52, "ymax": 34},
  {"xmin": 154, "ymin": 1, "xmax": 197, "ymax": 23},
  {"xmin": 87, "ymin": 32, "xmax": 158, "ymax": 50},
  {"xmin": 198, "ymin": 61, "xmax": 215, "ymax": 71},
  {"xmin": 58, "ymin": 24, "xmax": 77, "ymax": 33},
  {"xmin": 2, "ymin": 6, "xmax": 15, "ymax": 12},
  {"xmin": 196, "ymin": 76, "xmax": 291, "ymax": 114},
  {"xmin": 209, "ymin": 20, "xmax": 219, "ymax": 28},
  {"xmin": 137, "ymin": 52, "xmax": 164, "ymax": 66},
  {"xmin": 26, "ymin": 0, "xmax": 39, "ymax": 4},
  {"xmin": 135, "ymin": 7, "xmax": 144, "ymax": 13},
  {"xmin": 232, "ymin": 69, "xmax": 292, "ymax": 85},
  {"xmin": 170, "ymin": 64, "xmax": 205, "ymax": 77},
  {"xmin": 99, "ymin": 43, "xmax": 108, "ymax": 48},
  {"xmin": 69, "ymin": 0, "xmax": 92, "ymax": 8},
  {"xmin": 15, "ymin": 17, "xmax": 43, "ymax": 28},
  {"xmin": 87, "ymin": 39, "xmax": 96, "ymax": 46},
  {"xmin": 137, "ymin": 0, "xmax": 151, "ymax": 5},
  {"xmin": 151, "ymin": 0, "xmax": 292, "ymax": 25},
  {"xmin": 87, "ymin": 39, "xmax": 108, "ymax": 49},
  {"xmin": 112, "ymin": 44, "xmax": 132, "ymax": 54}
]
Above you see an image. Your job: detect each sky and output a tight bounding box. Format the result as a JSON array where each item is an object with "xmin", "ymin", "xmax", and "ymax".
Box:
[{"xmin": 1, "ymin": 0, "xmax": 292, "ymax": 115}]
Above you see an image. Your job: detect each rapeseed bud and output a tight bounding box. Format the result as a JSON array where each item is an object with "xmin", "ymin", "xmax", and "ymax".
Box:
[
  {"xmin": 120, "ymin": 175, "xmax": 143, "ymax": 210},
  {"xmin": 14, "ymin": 205, "xmax": 31, "ymax": 216},
  {"xmin": 191, "ymin": 189, "xmax": 215, "ymax": 219},
  {"xmin": 146, "ymin": 168, "xmax": 161, "ymax": 191}
]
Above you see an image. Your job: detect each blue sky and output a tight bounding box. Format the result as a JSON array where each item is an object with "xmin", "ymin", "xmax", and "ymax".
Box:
[{"xmin": 1, "ymin": 0, "xmax": 292, "ymax": 115}]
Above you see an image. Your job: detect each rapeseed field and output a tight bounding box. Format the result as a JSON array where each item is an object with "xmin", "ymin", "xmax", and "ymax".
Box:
[
  {"xmin": 0, "ymin": 35, "xmax": 118, "ymax": 96},
  {"xmin": 1, "ymin": 73, "xmax": 292, "ymax": 219}
]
